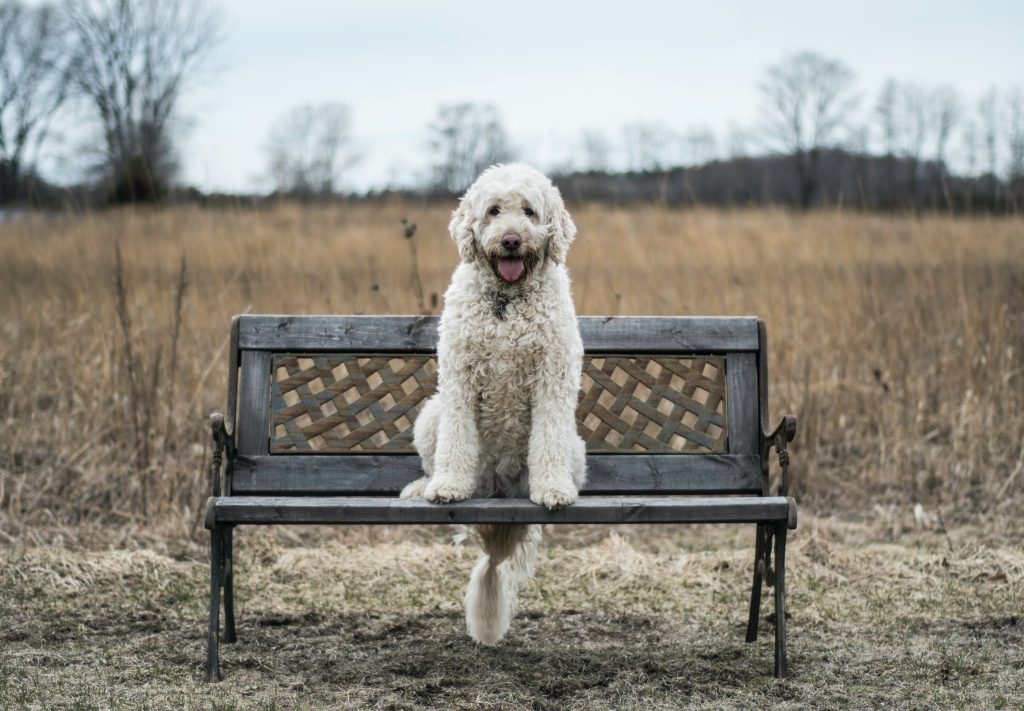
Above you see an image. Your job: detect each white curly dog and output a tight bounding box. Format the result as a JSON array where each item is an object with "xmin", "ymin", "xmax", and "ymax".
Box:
[{"xmin": 400, "ymin": 163, "xmax": 586, "ymax": 645}]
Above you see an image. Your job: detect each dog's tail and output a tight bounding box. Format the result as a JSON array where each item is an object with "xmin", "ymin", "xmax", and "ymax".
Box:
[{"xmin": 463, "ymin": 523, "xmax": 542, "ymax": 645}]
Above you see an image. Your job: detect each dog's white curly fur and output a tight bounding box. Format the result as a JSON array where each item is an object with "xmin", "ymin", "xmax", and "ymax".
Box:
[{"xmin": 399, "ymin": 163, "xmax": 586, "ymax": 645}]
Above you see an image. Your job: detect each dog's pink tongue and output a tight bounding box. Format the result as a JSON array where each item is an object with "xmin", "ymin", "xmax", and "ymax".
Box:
[{"xmin": 498, "ymin": 258, "xmax": 525, "ymax": 282}]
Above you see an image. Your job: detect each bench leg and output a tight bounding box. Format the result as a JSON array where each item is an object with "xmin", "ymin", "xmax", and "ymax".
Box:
[
  {"xmin": 746, "ymin": 524, "xmax": 765, "ymax": 643},
  {"xmin": 223, "ymin": 526, "xmax": 236, "ymax": 644},
  {"xmin": 773, "ymin": 524, "xmax": 788, "ymax": 678},
  {"xmin": 207, "ymin": 526, "xmax": 222, "ymax": 682}
]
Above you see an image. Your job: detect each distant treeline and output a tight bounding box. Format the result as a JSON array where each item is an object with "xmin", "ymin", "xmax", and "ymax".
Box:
[
  {"xmin": 151, "ymin": 147, "xmax": 1024, "ymax": 215},
  {"xmin": 15, "ymin": 148, "xmax": 1022, "ymax": 214},
  {"xmin": 551, "ymin": 150, "xmax": 1022, "ymax": 212}
]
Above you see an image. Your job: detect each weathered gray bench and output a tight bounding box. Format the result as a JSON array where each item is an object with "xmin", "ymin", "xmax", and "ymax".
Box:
[{"xmin": 204, "ymin": 314, "xmax": 797, "ymax": 681}]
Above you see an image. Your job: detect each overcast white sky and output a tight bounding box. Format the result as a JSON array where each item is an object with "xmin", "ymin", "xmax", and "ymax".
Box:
[{"xmin": 120, "ymin": 1, "xmax": 1024, "ymax": 192}]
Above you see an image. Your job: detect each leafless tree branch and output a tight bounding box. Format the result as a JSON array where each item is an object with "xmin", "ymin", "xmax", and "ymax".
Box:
[
  {"xmin": 427, "ymin": 103, "xmax": 513, "ymax": 193},
  {"xmin": 759, "ymin": 51, "xmax": 857, "ymax": 207},
  {"xmin": 0, "ymin": 1, "xmax": 70, "ymax": 204},
  {"xmin": 63, "ymin": 0, "xmax": 221, "ymax": 201},
  {"xmin": 265, "ymin": 103, "xmax": 358, "ymax": 197}
]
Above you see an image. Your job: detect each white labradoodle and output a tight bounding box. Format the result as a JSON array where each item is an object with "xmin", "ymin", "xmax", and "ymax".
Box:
[{"xmin": 400, "ymin": 163, "xmax": 586, "ymax": 645}]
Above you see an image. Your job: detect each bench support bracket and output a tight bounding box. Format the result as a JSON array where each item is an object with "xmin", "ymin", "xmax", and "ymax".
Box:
[
  {"xmin": 207, "ymin": 526, "xmax": 222, "ymax": 682},
  {"xmin": 746, "ymin": 521, "xmax": 789, "ymax": 678},
  {"xmin": 223, "ymin": 526, "xmax": 236, "ymax": 644},
  {"xmin": 773, "ymin": 523, "xmax": 788, "ymax": 678},
  {"xmin": 206, "ymin": 411, "xmax": 236, "ymax": 680},
  {"xmin": 746, "ymin": 523, "xmax": 765, "ymax": 643}
]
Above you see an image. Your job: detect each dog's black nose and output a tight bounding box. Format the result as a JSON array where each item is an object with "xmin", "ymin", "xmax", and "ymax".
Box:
[{"xmin": 501, "ymin": 233, "xmax": 522, "ymax": 250}]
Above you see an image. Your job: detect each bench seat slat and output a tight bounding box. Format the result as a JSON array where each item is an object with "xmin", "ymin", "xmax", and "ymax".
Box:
[
  {"xmin": 211, "ymin": 495, "xmax": 795, "ymax": 526},
  {"xmin": 237, "ymin": 315, "xmax": 760, "ymax": 352},
  {"xmin": 232, "ymin": 454, "xmax": 763, "ymax": 496}
]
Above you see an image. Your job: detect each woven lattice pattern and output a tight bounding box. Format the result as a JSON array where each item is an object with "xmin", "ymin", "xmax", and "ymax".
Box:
[
  {"xmin": 577, "ymin": 356, "xmax": 727, "ymax": 453},
  {"xmin": 270, "ymin": 354, "xmax": 727, "ymax": 453},
  {"xmin": 271, "ymin": 355, "xmax": 437, "ymax": 452}
]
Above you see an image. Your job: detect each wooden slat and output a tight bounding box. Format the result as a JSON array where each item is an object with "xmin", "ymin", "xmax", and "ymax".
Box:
[
  {"xmin": 211, "ymin": 495, "xmax": 793, "ymax": 525},
  {"xmin": 236, "ymin": 315, "xmax": 760, "ymax": 353},
  {"xmin": 587, "ymin": 454, "xmax": 759, "ymax": 493},
  {"xmin": 231, "ymin": 453, "xmax": 762, "ymax": 495},
  {"xmin": 758, "ymin": 319, "xmax": 770, "ymax": 434},
  {"xmin": 224, "ymin": 315, "xmax": 241, "ymax": 437},
  {"xmin": 233, "ymin": 453, "xmax": 424, "ymax": 494},
  {"xmin": 236, "ymin": 350, "xmax": 272, "ymax": 456},
  {"xmin": 726, "ymin": 352, "xmax": 759, "ymax": 455},
  {"xmin": 584, "ymin": 316, "xmax": 758, "ymax": 352}
]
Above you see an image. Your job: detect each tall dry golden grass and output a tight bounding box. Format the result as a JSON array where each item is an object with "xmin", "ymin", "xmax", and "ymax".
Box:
[{"xmin": 0, "ymin": 202, "xmax": 1021, "ymax": 537}]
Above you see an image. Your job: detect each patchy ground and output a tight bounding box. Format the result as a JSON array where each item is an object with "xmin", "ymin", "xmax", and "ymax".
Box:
[{"xmin": 1, "ymin": 519, "xmax": 1022, "ymax": 710}]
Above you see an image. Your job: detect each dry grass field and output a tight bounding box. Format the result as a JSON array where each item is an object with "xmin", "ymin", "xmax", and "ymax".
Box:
[
  {"xmin": 1, "ymin": 202, "xmax": 1021, "ymax": 533},
  {"xmin": 0, "ymin": 203, "xmax": 1022, "ymax": 708}
]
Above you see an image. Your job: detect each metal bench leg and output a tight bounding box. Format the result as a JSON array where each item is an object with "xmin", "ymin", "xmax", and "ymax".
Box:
[
  {"xmin": 773, "ymin": 523, "xmax": 788, "ymax": 678},
  {"xmin": 207, "ymin": 526, "xmax": 222, "ymax": 682},
  {"xmin": 746, "ymin": 524, "xmax": 765, "ymax": 643},
  {"xmin": 223, "ymin": 526, "xmax": 236, "ymax": 644}
]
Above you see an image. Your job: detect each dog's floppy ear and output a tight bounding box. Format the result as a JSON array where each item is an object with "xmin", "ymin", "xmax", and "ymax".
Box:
[
  {"xmin": 449, "ymin": 198, "xmax": 479, "ymax": 263},
  {"xmin": 545, "ymin": 186, "xmax": 577, "ymax": 264}
]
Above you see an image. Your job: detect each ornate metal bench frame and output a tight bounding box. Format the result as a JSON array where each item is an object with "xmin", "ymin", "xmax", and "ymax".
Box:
[{"xmin": 204, "ymin": 315, "xmax": 797, "ymax": 681}]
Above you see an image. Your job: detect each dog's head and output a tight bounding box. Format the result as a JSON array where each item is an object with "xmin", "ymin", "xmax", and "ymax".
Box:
[{"xmin": 448, "ymin": 164, "xmax": 576, "ymax": 286}]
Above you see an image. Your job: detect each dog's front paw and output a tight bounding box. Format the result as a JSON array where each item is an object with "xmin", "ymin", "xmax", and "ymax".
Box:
[
  {"xmin": 399, "ymin": 476, "xmax": 429, "ymax": 499},
  {"xmin": 530, "ymin": 481, "xmax": 578, "ymax": 511},
  {"xmin": 424, "ymin": 477, "xmax": 475, "ymax": 504}
]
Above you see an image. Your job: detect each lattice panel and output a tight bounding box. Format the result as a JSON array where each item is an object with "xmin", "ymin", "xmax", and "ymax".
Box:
[
  {"xmin": 577, "ymin": 356, "xmax": 727, "ymax": 453},
  {"xmin": 271, "ymin": 355, "xmax": 438, "ymax": 452},
  {"xmin": 270, "ymin": 354, "xmax": 727, "ymax": 454}
]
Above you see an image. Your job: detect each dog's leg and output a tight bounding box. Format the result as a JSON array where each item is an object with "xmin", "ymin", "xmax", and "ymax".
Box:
[
  {"xmin": 527, "ymin": 355, "xmax": 583, "ymax": 510},
  {"xmin": 568, "ymin": 435, "xmax": 587, "ymax": 489},
  {"xmin": 424, "ymin": 381, "xmax": 480, "ymax": 503},
  {"xmin": 402, "ymin": 396, "xmax": 440, "ymax": 499}
]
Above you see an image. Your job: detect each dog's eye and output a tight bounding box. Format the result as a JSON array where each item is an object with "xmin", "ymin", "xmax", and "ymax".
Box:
[
  {"xmin": 524, "ymin": 207, "xmax": 535, "ymax": 217},
  {"xmin": 488, "ymin": 206, "xmax": 500, "ymax": 216}
]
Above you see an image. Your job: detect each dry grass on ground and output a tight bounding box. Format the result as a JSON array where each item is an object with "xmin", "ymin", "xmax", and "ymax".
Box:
[
  {"xmin": 0, "ymin": 203, "xmax": 1022, "ymax": 536},
  {"xmin": 2, "ymin": 520, "xmax": 1022, "ymax": 709}
]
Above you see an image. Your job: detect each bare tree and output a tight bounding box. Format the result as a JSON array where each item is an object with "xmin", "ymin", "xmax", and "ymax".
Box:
[
  {"xmin": 681, "ymin": 126, "xmax": 717, "ymax": 167},
  {"xmin": 759, "ymin": 51, "xmax": 857, "ymax": 207},
  {"xmin": 876, "ymin": 80, "xmax": 899, "ymax": 158},
  {"xmin": 961, "ymin": 119, "xmax": 980, "ymax": 177},
  {"xmin": 1006, "ymin": 86, "xmax": 1024, "ymax": 196},
  {"xmin": 726, "ymin": 123, "xmax": 750, "ymax": 159},
  {"xmin": 622, "ymin": 120, "xmax": 674, "ymax": 172},
  {"xmin": 931, "ymin": 86, "xmax": 959, "ymax": 171},
  {"xmin": 0, "ymin": 1, "xmax": 70, "ymax": 204},
  {"xmin": 578, "ymin": 128, "xmax": 610, "ymax": 172},
  {"xmin": 977, "ymin": 88, "xmax": 1000, "ymax": 200},
  {"xmin": 898, "ymin": 83, "xmax": 930, "ymax": 200},
  {"xmin": 265, "ymin": 103, "xmax": 357, "ymax": 196},
  {"xmin": 64, "ymin": 0, "xmax": 221, "ymax": 202},
  {"xmin": 874, "ymin": 79, "xmax": 900, "ymax": 199},
  {"xmin": 928, "ymin": 85, "xmax": 960, "ymax": 202},
  {"xmin": 427, "ymin": 103, "xmax": 513, "ymax": 193},
  {"xmin": 877, "ymin": 81, "xmax": 961, "ymax": 202}
]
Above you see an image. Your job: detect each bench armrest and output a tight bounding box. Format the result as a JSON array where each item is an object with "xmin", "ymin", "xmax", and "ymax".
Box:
[
  {"xmin": 762, "ymin": 415, "xmax": 796, "ymax": 496},
  {"xmin": 209, "ymin": 412, "xmax": 234, "ymax": 496}
]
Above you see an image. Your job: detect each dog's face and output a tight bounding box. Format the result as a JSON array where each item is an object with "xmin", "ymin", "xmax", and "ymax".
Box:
[{"xmin": 449, "ymin": 164, "xmax": 577, "ymax": 287}]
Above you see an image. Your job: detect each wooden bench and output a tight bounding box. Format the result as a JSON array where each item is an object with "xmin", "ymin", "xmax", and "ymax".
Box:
[{"xmin": 204, "ymin": 314, "xmax": 797, "ymax": 681}]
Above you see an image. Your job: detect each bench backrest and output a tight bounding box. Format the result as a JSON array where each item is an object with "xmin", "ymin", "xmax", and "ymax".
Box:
[{"xmin": 225, "ymin": 315, "xmax": 770, "ymax": 497}]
